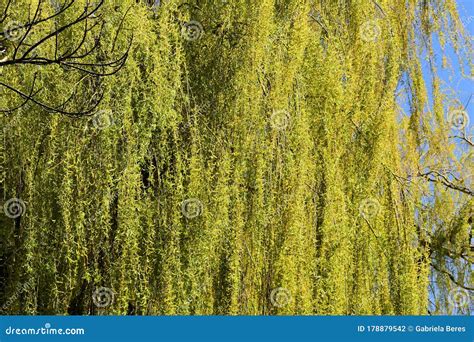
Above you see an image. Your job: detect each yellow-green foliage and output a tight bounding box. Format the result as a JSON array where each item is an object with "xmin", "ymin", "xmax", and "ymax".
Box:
[{"xmin": 0, "ymin": 0, "xmax": 471, "ymax": 315}]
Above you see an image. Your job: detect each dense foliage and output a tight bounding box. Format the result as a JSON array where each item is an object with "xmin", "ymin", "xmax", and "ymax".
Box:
[{"xmin": 0, "ymin": 0, "xmax": 472, "ymax": 315}]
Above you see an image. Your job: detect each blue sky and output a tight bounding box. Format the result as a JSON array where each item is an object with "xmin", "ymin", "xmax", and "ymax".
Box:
[
  {"xmin": 447, "ymin": 0, "xmax": 473, "ymax": 128},
  {"xmin": 398, "ymin": 0, "xmax": 472, "ymax": 133},
  {"xmin": 423, "ymin": 0, "xmax": 473, "ymax": 315},
  {"xmin": 412, "ymin": 0, "xmax": 473, "ymax": 160}
]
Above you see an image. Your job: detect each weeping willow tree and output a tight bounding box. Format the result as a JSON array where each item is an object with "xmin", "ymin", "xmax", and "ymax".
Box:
[{"xmin": 0, "ymin": 0, "xmax": 472, "ymax": 315}]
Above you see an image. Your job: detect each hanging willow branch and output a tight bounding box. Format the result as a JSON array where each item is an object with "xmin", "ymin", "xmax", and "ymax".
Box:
[
  {"xmin": 0, "ymin": 0, "xmax": 132, "ymax": 116},
  {"xmin": 0, "ymin": 0, "xmax": 472, "ymax": 316}
]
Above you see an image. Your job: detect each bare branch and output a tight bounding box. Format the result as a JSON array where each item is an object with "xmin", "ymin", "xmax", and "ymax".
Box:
[
  {"xmin": 0, "ymin": 0, "xmax": 132, "ymax": 116},
  {"xmin": 431, "ymin": 263, "xmax": 474, "ymax": 291},
  {"xmin": 418, "ymin": 171, "xmax": 473, "ymax": 196}
]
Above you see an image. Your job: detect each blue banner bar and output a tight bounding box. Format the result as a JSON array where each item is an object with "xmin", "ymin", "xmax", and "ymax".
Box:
[{"xmin": 0, "ymin": 316, "xmax": 472, "ymax": 342}]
